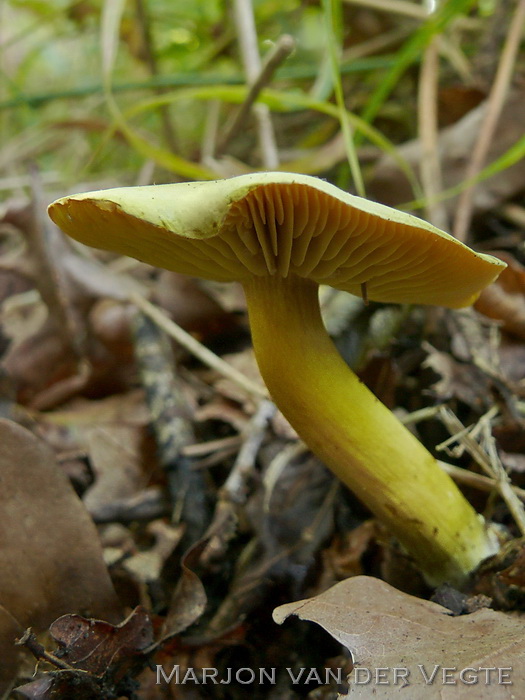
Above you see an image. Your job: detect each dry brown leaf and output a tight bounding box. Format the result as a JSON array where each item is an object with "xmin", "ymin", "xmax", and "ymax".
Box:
[
  {"xmin": 318, "ymin": 522, "xmax": 377, "ymax": 589},
  {"xmin": 0, "ymin": 605, "xmax": 23, "ymax": 696},
  {"xmin": 273, "ymin": 575, "xmax": 525, "ymax": 698},
  {"xmin": 475, "ymin": 252, "xmax": 525, "ymax": 340},
  {"xmin": 422, "ymin": 341, "xmax": 489, "ymax": 409},
  {"xmin": 45, "ymin": 388, "xmax": 150, "ymax": 427},
  {"xmin": 81, "ymin": 424, "xmax": 149, "ymax": 516},
  {"xmin": 162, "ymin": 539, "xmax": 208, "ymax": 639},
  {"xmin": 49, "ymin": 606, "xmax": 153, "ymax": 676},
  {"xmin": 369, "ymin": 88, "xmax": 525, "ymax": 216},
  {"xmin": 2, "ymin": 316, "xmax": 79, "ymax": 404},
  {"xmin": 123, "ymin": 520, "xmax": 183, "ymax": 584},
  {"xmin": 154, "ymin": 271, "xmax": 241, "ymax": 342},
  {"xmin": 210, "ymin": 347, "xmax": 264, "ymax": 407},
  {"xmin": 14, "ymin": 607, "xmax": 153, "ymax": 699},
  {"xmin": 437, "ymin": 86, "xmax": 486, "ymax": 127},
  {"xmin": 0, "ymin": 419, "xmax": 121, "ymax": 692}
]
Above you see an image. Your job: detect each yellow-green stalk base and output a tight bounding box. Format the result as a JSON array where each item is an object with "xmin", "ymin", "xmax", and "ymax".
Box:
[{"xmin": 244, "ymin": 274, "xmax": 497, "ymax": 586}]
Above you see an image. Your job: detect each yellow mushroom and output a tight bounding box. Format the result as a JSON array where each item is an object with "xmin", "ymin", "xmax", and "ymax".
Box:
[{"xmin": 49, "ymin": 172, "xmax": 505, "ymax": 585}]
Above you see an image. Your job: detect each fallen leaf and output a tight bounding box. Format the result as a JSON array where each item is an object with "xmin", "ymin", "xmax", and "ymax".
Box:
[
  {"xmin": 81, "ymin": 424, "xmax": 149, "ymax": 515},
  {"xmin": 422, "ymin": 341, "xmax": 489, "ymax": 408},
  {"xmin": 0, "ymin": 605, "xmax": 23, "ymax": 695},
  {"xmin": 123, "ymin": 520, "xmax": 183, "ymax": 583},
  {"xmin": 475, "ymin": 252, "xmax": 525, "ymax": 340},
  {"xmin": 369, "ymin": 88, "xmax": 525, "ymax": 217},
  {"xmin": 273, "ymin": 576, "xmax": 525, "ymax": 698},
  {"xmin": 44, "ymin": 388, "xmax": 150, "ymax": 427},
  {"xmin": 437, "ymin": 85, "xmax": 486, "ymax": 127},
  {"xmin": 0, "ymin": 419, "xmax": 121, "ymax": 692},
  {"xmin": 49, "ymin": 606, "xmax": 153, "ymax": 675},
  {"xmin": 162, "ymin": 539, "xmax": 209, "ymax": 639},
  {"xmin": 14, "ymin": 608, "xmax": 153, "ymax": 699},
  {"xmin": 153, "ymin": 271, "xmax": 242, "ymax": 343}
]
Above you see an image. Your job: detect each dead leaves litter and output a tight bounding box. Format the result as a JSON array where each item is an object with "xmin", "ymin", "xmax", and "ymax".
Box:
[{"xmin": 274, "ymin": 575, "xmax": 525, "ymax": 698}]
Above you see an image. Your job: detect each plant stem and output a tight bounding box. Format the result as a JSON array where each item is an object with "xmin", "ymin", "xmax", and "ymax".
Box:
[{"xmin": 243, "ymin": 274, "xmax": 497, "ymax": 585}]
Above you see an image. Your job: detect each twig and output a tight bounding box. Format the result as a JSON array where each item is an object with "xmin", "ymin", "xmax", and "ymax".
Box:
[
  {"xmin": 130, "ymin": 292, "xmax": 269, "ymax": 400},
  {"xmin": 232, "ymin": 0, "xmax": 280, "ymax": 169},
  {"xmin": 132, "ymin": 312, "xmax": 211, "ymax": 545},
  {"xmin": 399, "ymin": 406, "xmax": 525, "ymax": 503},
  {"xmin": 200, "ymin": 400, "xmax": 275, "ymax": 566},
  {"xmin": 218, "ymin": 34, "xmax": 295, "ymax": 155},
  {"xmin": 480, "ymin": 414, "xmax": 525, "ymax": 534},
  {"xmin": 89, "ymin": 486, "xmax": 170, "ymax": 524},
  {"xmin": 418, "ymin": 37, "xmax": 448, "ymax": 230},
  {"xmin": 16, "ymin": 628, "xmax": 76, "ymax": 671},
  {"xmin": 452, "ymin": 0, "xmax": 525, "ymax": 242},
  {"xmin": 263, "ymin": 442, "xmax": 309, "ymax": 511},
  {"xmin": 221, "ymin": 400, "xmax": 275, "ymax": 503},
  {"xmin": 437, "ymin": 406, "xmax": 525, "ymax": 536},
  {"xmin": 400, "ymin": 404, "xmax": 442, "ymax": 425}
]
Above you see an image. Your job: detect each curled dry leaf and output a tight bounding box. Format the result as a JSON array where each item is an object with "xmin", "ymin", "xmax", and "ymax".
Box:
[
  {"xmin": 161, "ymin": 538, "xmax": 209, "ymax": 640},
  {"xmin": 15, "ymin": 608, "xmax": 154, "ymax": 699},
  {"xmin": 0, "ymin": 419, "xmax": 121, "ymax": 693},
  {"xmin": 273, "ymin": 575, "xmax": 525, "ymax": 698},
  {"xmin": 49, "ymin": 606, "xmax": 153, "ymax": 676}
]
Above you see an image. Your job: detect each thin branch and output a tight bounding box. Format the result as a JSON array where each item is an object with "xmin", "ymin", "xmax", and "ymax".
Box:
[
  {"xmin": 218, "ymin": 34, "xmax": 295, "ymax": 155},
  {"xmin": 221, "ymin": 399, "xmax": 275, "ymax": 502},
  {"xmin": 16, "ymin": 628, "xmax": 77, "ymax": 671},
  {"xmin": 132, "ymin": 311, "xmax": 210, "ymax": 544},
  {"xmin": 232, "ymin": 0, "xmax": 280, "ymax": 169},
  {"xmin": 200, "ymin": 400, "xmax": 275, "ymax": 566},
  {"xmin": 452, "ymin": 0, "xmax": 525, "ymax": 242},
  {"xmin": 437, "ymin": 406, "xmax": 525, "ymax": 536}
]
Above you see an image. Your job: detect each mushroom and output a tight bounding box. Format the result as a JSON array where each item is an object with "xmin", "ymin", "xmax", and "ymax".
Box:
[{"xmin": 48, "ymin": 172, "xmax": 505, "ymax": 585}]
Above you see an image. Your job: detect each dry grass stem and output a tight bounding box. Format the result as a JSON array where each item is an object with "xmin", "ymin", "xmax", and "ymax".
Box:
[
  {"xmin": 437, "ymin": 406, "xmax": 525, "ymax": 536},
  {"xmin": 182, "ymin": 435, "xmax": 243, "ymax": 458},
  {"xmin": 130, "ymin": 293, "xmax": 269, "ymax": 400},
  {"xmin": 201, "ymin": 99, "xmax": 222, "ymax": 164},
  {"xmin": 418, "ymin": 38, "xmax": 447, "ymax": 230},
  {"xmin": 232, "ymin": 0, "xmax": 280, "ymax": 168},
  {"xmin": 438, "ymin": 461, "xmax": 525, "ymax": 503},
  {"xmin": 453, "ymin": 0, "xmax": 525, "ymax": 242}
]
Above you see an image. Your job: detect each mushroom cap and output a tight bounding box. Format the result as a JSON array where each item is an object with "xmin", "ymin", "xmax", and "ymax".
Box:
[{"xmin": 48, "ymin": 172, "xmax": 505, "ymax": 308}]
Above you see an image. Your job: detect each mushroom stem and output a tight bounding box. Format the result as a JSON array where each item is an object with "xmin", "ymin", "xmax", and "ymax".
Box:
[{"xmin": 243, "ymin": 273, "xmax": 497, "ymax": 586}]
